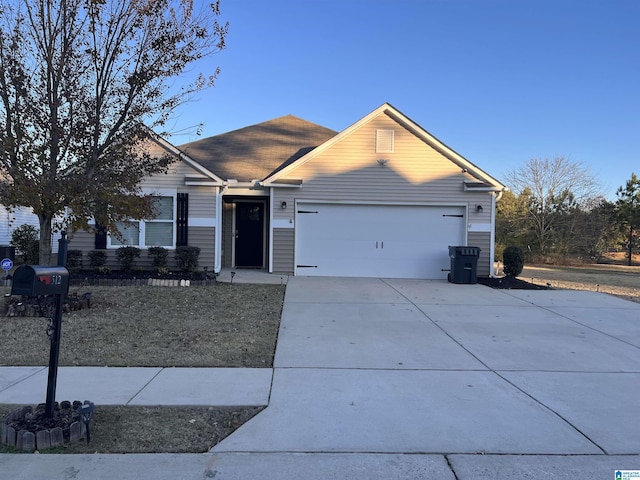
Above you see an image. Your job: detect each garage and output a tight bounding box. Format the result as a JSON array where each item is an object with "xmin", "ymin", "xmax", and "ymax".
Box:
[{"xmin": 295, "ymin": 203, "xmax": 466, "ymax": 278}]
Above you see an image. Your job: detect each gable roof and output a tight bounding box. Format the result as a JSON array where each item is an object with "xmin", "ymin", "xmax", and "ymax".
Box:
[
  {"xmin": 263, "ymin": 103, "xmax": 506, "ymax": 191},
  {"xmin": 177, "ymin": 115, "xmax": 338, "ymax": 182},
  {"xmin": 146, "ymin": 129, "xmax": 225, "ymax": 183}
]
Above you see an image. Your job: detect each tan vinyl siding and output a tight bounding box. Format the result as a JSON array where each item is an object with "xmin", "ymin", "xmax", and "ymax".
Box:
[
  {"xmin": 222, "ymin": 202, "xmax": 233, "ymax": 268},
  {"xmin": 188, "ymin": 226, "xmax": 215, "ymax": 270},
  {"xmin": 278, "ymin": 113, "xmax": 471, "ymax": 203},
  {"xmin": 272, "ymin": 228, "xmax": 294, "ymax": 273},
  {"xmin": 467, "ymin": 232, "xmax": 491, "ymax": 276},
  {"xmin": 271, "ymin": 112, "xmax": 495, "ymax": 277}
]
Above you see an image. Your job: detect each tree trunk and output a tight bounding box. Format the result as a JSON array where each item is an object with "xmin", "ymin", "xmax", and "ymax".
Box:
[
  {"xmin": 38, "ymin": 214, "xmax": 54, "ymax": 265},
  {"xmin": 629, "ymin": 225, "xmax": 634, "ymax": 266}
]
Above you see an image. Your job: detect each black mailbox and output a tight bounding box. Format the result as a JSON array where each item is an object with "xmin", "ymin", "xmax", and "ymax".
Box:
[{"xmin": 11, "ymin": 265, "xmax": 69, "ymax": 296}]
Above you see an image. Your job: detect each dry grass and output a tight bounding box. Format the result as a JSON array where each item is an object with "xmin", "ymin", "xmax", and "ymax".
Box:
[
  {"xmin": 0, "ymin": 282, "xmax": 284, "ymax": 454},
  {"xmin": 522, "ymin": 264, "xmax": 640, "ymax": 304},
  {"xmin": 0, "ymin": 404, "xmax": 263, "ymax": 454},
  {"xmin": 0, "ymin": 283, "xmax": 285, "ymax": 367}
]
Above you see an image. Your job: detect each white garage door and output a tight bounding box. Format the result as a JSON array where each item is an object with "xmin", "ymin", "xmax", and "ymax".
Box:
[{"xmin": 295, "ymin": 203, "xmax": 466, "ymax": 278}]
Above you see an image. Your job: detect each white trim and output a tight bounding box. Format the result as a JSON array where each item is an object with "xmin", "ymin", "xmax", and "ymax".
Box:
[
  {"xmin": 272, "ymin": 218, "xmax": 294, "ymax": 229},
  {"xmin": 188, "ymin": 217, "xmax": 216, "ymax": 228},
  {"xmin": 490, "ymin": 192, "xmax": 497, "ymax": 277},
  {"xmin": 268, "ymin": 189, "xmax": 274, "ymax": 273},
  {"xmin": 106, "ymin": 188, "xmax": 177, "ymax": 249},
  {"xmin": 296, "ymin": 199, "xmax": 469, "ymax": 208},
  {"xmin": 147, "ymin": 130, "xmax": 224, "ymax": 184},
  {"xmin": 231, "ymin": 199, "xmax": 268, "ymax": 269},
  {"xmin": 264, "ymin": 103, "xmax": 506, "ymax": 190},
  {"xmin": 214, "ymin": 186, "xmax": 224, "ymax": 273},
  {"xmin": 184, "ymin": 178, "xmax": 220, "ymax": 186},
  {"xmin": 376, "ymin": 129, "xmax": 395, "ymax": 153},
  {"xmin": 467, "ymin": 223, "xmax": 491, "ymax": 233}
]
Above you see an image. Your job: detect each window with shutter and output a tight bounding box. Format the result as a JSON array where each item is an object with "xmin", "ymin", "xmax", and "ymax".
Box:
[
  {"xmin": 176, "ymin": 193, "xmax": 188, "ymax": 246},
  {"xmin": 108, "ymin": 194, "xmax": 177, "ymax": 248}
]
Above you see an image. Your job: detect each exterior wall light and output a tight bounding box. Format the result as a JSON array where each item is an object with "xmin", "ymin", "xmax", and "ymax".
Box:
[
  {"xmin": 281, "ymin": 201, "xmax": 287, "ymax": 209},
  {"xmin": 476, "ymin": 205, "xmax": 483, "ymax": 213}
]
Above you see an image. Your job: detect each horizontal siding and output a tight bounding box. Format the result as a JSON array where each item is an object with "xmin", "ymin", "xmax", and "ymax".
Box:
[
  {"xmin": 272, "ymin": 228, "xmax": 294, "ymax": 273},
  {"xmin": 273, "ymin": 113, "xmax": 493, "ymax": 229},
  {"xmin": 270, "ymin": 112, "xmax": 496, "ymax": 278},
  {"xmin": 278, "ymin": 113, "xmax": 473, "ymax": 204},
  {"xmin": 188, "ymin": 226, "xmax": 215, "ymax": 270},
  {"xmin": 187, "ymin": 187, "xmax": 217, "ymax": 218},
  {"xmin": 467, "ymin": 232, "xmax": 491, "ymax": 277},
  {"xmin": 141, "ymin": 140, "xmax": 209, "ymax": 190},
  {"xmin": 222, "ymin": 202, "xmax": 233, "ymax": 268}
]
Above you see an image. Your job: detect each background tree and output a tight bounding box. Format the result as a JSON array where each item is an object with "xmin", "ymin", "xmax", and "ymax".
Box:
[
  {"xmin": 572, "ymin": 198, "xmax": 622, "ymax": 262},
  {"xmin": 0, "ymin": 0, "xmax": 228, "ymax": 263},
  {"xmin": 615, "ymin": 173, "xmax": 640, "ymax": 265},
  {"xmin": 495, "ymin": 189, "xmax": 535, "ymax": 256},
  {"xmin": 502, "ymin": 156, "xmax": 600, "ymax": 257}
]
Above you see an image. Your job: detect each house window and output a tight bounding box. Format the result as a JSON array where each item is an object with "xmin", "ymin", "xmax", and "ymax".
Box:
[
  {"xmin": 376, "ymin": 129, "xmax": 394, "ymax": 153},
  {"xmin": 109, "ymin": 196, "xmax": 175, "ymax": 248}
]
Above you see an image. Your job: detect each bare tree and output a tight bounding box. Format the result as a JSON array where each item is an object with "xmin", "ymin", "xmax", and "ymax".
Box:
[
  {"xmin": 0, "ymin": 0, "xmax": 228, "ymax": 263},
  {"xmin": 503, "ymin": 157, "xmax": 601, "ymax": 255}
]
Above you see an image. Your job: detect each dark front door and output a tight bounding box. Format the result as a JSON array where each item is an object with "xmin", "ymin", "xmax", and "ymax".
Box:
[{"xmin": 235, "ymin": 202, "xmax": 265, "ymax": 267}]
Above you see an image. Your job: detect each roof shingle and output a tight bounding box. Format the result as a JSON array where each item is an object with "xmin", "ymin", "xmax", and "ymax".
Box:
[{"xmin": 178, "ymin": 115, "xmax": 337, "ymax": 182}]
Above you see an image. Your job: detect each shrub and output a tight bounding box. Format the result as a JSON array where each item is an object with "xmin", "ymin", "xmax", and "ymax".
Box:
[
  {"xmin": 88, "ymin": 250, "xmax": 107, "ymax": 269},
  {"xmin": 175, "ymin": 246, "xmax": 200, "ymax": 273},
  {"xmin": 116, "ymin": 246, "xmax": 141, "ymax": 272},
  {"xmin": 147, "ymin": 246, "xmax": 169, "ymax": 270},
  {"xmin": 503, "ymin": 246, "xmax": 525, "ymax": 277},
  {"xmin": 10, "ymin": 224, "xmax": 40, "ymax": 264},
  {"xmin": 66, "ymin": 249, "xmax": 83, "ymax": 272}
]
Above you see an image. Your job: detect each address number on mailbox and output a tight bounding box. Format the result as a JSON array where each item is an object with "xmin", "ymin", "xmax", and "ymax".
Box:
[{"xmin": 12, "ymin": 265, "xmax": 70, "ymax": 296}]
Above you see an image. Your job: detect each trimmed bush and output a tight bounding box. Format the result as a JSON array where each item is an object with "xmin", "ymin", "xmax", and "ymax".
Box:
[
  {"xmin": 503, "ymin": 246, "xmax": 525, "ymax": 277},
  {"xmin": 66, "ymin": 249, "xmax": 83, "ymax": 272},
  {"xmin": 116, "ymin": 246, "xmax": 141, "ymax": 272},
  {"xmin": 147, "ymin": 246, "xmax": 169, "ymax": 270},
  {"xmin": 11, "ymin": 224, "xmax": 40, "ymax": 264},
  {"xmin": 175, "ymin": 246, "xmax": 200, "ymax": 273},
  {"xmin": 88, "ymin": 250, "xmax": 107, "ymax": 269}
]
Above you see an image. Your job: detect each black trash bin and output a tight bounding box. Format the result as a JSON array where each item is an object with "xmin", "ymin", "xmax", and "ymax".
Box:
[{"xmin": 447, "ymin": 246, "xmax": 481, "ymax": 284}]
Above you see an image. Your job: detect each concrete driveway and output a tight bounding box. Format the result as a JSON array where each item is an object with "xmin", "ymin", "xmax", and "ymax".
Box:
[
  {"xmin": 211, "ymin": 276, "xmax": 640, "ymax": 474},
  {"xmin": 3, "ymin": 276, "xmax": 639, "ymax": 479}
]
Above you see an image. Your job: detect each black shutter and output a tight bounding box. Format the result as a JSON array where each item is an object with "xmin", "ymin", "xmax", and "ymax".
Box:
[
  {"xmin": 176, "ymin": 193, "xmax": 189, "ymax": 246},
  {"xmin": 94, "ymin": 224, "xmax": 107, "ymax": 249}
]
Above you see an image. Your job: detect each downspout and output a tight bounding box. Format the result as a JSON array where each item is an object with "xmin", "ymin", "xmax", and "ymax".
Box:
[
  {"xmin": 268, "ymin": 187, "xmax": 274, "ymax": 273},
  {"xmin": 490, "ymin": 189, "xmax": 505, "ymax": 278},
  {"xmin": 214, "ymin": 185, "xmax": 227, "ymax": 273}
]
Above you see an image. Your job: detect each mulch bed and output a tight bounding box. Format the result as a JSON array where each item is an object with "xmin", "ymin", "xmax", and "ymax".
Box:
[{"xmin": 477, "ymin": 275, "xmax": 551, "ymax": 290}]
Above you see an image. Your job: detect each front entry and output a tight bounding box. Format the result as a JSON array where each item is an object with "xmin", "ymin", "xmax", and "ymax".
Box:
[{"xmin": 234, "ymin": 202, "xmax": 265, "ymax": 268}]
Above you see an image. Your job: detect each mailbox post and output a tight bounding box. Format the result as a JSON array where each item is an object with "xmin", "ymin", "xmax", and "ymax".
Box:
[{"xmin": 11, "ymin": 233, "xmax": 70, "ymax": 418}]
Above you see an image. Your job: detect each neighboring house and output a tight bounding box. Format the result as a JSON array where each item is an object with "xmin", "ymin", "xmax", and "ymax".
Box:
[
  {"xmin": 0, "ymin": 205, "xmax": 60, "ymax": 255},
  {"xmin": 69, "ymin": 103, "xmax": 506, "ymax": 279}
]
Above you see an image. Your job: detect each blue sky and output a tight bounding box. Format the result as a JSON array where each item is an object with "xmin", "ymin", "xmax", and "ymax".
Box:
[{"xmin": 169, "ymin": 0, "xmax": 639, "ymax": 200}]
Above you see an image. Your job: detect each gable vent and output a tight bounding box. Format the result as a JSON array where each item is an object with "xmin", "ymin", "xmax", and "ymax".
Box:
[{"xmin": 376, "ymin": 129, "xmax": 394, "ymax": 153}]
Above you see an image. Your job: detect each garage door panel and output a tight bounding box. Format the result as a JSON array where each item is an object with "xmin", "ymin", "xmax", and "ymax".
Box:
[{"xmin": 296, "ymin": 203, "xmax": 465, "ymax": 279}]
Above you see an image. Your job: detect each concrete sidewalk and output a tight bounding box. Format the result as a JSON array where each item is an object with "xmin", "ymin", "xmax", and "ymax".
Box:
[
  {"xmin": 2, "ymin": 276, "xmax": 640, "ymax": 479},
  {"xmin": 0, "ymin": 367, "xmax": 272, "ymax": 407}
]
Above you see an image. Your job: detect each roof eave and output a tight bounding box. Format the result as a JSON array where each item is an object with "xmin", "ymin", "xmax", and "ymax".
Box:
[
  {"xmin": 263, "ymin": 103, "xmax": 507, "ymax": 191},
  {"xmin": 148, "ymin": 130, "xmax": 225, "ymax": 184}
]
